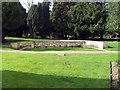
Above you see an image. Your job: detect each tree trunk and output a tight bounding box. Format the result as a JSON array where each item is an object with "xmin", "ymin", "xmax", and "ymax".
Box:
[
  {"xmin": 92, "ymin": 32, "xmax": 95, "ymax": 39},
  {"xmin": 2, "ymin": 29, "xmax": 7, "ymax": 42},
  {"xmin": 100, "ymin": 32, "xmax": 103, "ymax": 40},
  {"xmin": 74, "ymin": 32, "xmax": 77, "ymax": 39}
]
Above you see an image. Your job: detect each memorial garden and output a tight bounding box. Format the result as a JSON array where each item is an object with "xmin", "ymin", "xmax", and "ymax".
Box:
[{"xmin": 1, "ymin": 1, "xmax": 120, "ymax": 89}]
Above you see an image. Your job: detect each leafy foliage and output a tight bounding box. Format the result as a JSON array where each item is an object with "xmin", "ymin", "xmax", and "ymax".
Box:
[
  {"xmin": 2, "ymin": 2, "xmax": 119, "ymax": 40},
  {"xmin": 36, "ymin": 2, "xmax": 51, "ymax": 38},
  {"xmin": 27, "ymin": 2, "xmax": 51, "ymax": 38},
  {"xmin": 106, "ymin": 2, "xmax": 120, "ymax": 38},
  {"xmin": 2, "ymin": 2, "xmax": 26, "ymax": 40},
  {"xmin": 27, "ymin": 5, "xmax": 37, "ymax": 37},
  {"xmin": 51, "ymin": 2, "xmax": 70, "ymax": 39},
  {"xmin": 51, "ymin": 2, "xmax": 107, "ymax": 39}
]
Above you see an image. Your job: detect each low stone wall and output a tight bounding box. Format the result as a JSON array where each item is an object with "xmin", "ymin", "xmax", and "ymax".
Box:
[
  {"xmin": 85, "ymin": 41, "xmax": 108, "ymax": 50},
  {"xmin": 10, "ymin": 40, "xmax": 86, "ymax": 49},
  {"xmin": 11, "ymin": 42, "xmax": 34, "ymax": 49},
  {"xmin": 10, "ymin": 40, "xmax": 108, "ymax": 50}
]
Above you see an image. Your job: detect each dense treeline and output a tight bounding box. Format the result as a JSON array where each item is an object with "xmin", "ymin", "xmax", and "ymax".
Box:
[
  {"xmin": 2, "ymin": 2, "xmax": 120, "ymax": 41},
  {"xmin": 2, "ymin": 2, "xmax": 27, "ymax": 41},
  {"xmin": 106, "ymin": 2, "xmax": 120, "ymax": 39},
  {"xmin": 27, "ymin": 2, "xmax": 51, "ymax": 38}
]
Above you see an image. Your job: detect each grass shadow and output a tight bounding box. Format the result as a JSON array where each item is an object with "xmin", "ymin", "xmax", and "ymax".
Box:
[
  {"xmin": 2, "ymin": 70, "xmax": 110, "ymax": 88},
  {"xmin": 0, "ymin": 44, "xmax": 16, "ymax": 50},
  {"xmin": 23, "ymin": 47, "xmax": 98, "ymax": 51},
  {"xmin": 23, "ymin": 47, "xmax": 79, "ymax": 51},
  {"xmin": 107, "ymin": 46, "xmax": 114, "ymax": 48}
]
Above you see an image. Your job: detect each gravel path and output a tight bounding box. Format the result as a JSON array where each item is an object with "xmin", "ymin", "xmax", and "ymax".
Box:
[{"xmin": 0, "ymin": 50, "xmax": 119, "ymax": 54}]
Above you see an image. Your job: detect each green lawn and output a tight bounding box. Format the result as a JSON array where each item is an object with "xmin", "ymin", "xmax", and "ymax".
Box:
[
  {"xmin": 105, "ymin": 41, "xmax": 119, "ymax": 51},
  {"xmin": 5, "ymin": 37, "xmax": 48, "ymax": 41},
  {"xmin": 2, "ymin": 53, "xmax": 118, "ymax": 88},
  {"xmin": 0, "ymin": 44, "xmax": 15, "ymax": 50}
]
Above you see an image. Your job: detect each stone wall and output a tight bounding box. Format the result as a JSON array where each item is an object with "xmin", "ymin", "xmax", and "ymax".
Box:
[
  {"xmin": 11, "ymin": 42, "xmax": 34, "ymax": 49},
  {"xmin": 34, "ymin": 40, "xmax": 85, "ymax": 48},
  {"xmin": 10, "ymin": 40, "xmax": 108, "ymax": 50},
  {"xmin": 85, "ymin": 41, "xmax": 108, "ymax": 50}
]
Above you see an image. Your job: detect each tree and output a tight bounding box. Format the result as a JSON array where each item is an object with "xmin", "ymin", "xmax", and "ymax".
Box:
[
  {"xmin": 27, "ymin": 2, "xmax": 51, "ymax": 38},
  {"xmin": 27, "ymin": 5, "xmax": 37, "ymax": 38},
  {"xmin": 14, "ymin": 13, "xmax": 28, "ymax": 37},
  {"xmin": 106, "ymin": 2, "xmax": 119, "ymax": 39},
  {"xmin": 95, "ymin": 2, "xmax": 107, "ymax": 39},
  {"xmin": 0, "ymin": 2, "xmax": 1, "ymax": 24},
  {"xmin": 68, "ymin": 2, "xmax": 107, "ymax": 39},
  {"xmin": 68, "ymin": 2, "xmax": 93, "ymax": 39},
  {"xmin": 2, "ymin": 2, "xmax": 26, "ymax": 41},
  {"xmin": 36, "ymin": 2, "xmax": 51, "ymax": 38},
  {"xmin": 51, "ymin": 2, "xmax": 71, "ymax": 39}
]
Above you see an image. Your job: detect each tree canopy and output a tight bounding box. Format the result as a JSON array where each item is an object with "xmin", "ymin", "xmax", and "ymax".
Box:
[
  {"xmin": 2, "ymin": 2, "xmax": 26, "ymax": 40},
  {"xmin": 2, "ymin": 2, "xmax": 119, "ymax": 40},
  {"xmin": 51, "ymin": 2, "xmax": 108, "ymax": 39},
  {"xmin": 106, "ymin": 2, "xmax": 120, "ymax": 38},
  {"xmin": 27, "ymin": 2, "xmax": 51, "ymax": 38}
]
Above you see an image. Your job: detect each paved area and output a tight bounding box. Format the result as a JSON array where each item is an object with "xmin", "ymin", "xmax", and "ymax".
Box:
[{"xmin": 0, "ymin": 50, "xmax": 119, "ymax": 54}]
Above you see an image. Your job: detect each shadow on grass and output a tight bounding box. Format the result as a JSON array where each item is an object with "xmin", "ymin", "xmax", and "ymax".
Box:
[
  {"xmin": 2, "ymin": 70, "xmax": 110, "ymax": 88},
  {"xmin": 23, "ymin": 47, "xmax": 80, "ymax": 51},
  {"xmin": 3, "ymin": 39, "xmax": 30, "ymax": 44},
  {"xmin": 106, "ymin": 46, "xmax": 118, "ymax": 51},
  {"xmin": 107, "ymin": 46, "xmax": 114, "ymax": 48},
  {"xmin": 23, "ymin": 47, "xmax": 97, "ymax": 51},
  {"xmin": 0, "ymin": 44, "xmax": 16, "ymax": 50},
  {"xmin": 1, "ymin": 39, "xmax": 30, "ymax": 50}
]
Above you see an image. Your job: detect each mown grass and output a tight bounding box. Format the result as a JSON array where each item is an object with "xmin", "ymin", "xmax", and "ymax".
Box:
[
  {"xmin": 105, "ymin": 41, "xmax": 119, "ymax": 51},
  {"xmin": 2, "ymin": 53, "xmax": 118, "ymax": 88},
  {"xmin": 0, "ymin": 44, "xmax": 15, "ymax": 50},
  {"xmin": 5, "ymin": 37, "xmax": 48, "ymax": 41}
]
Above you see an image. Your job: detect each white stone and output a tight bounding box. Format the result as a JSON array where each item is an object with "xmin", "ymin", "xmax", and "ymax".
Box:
[{"xmin": 58, "ymin": 53, "xmax": 65, "ymax": 56}]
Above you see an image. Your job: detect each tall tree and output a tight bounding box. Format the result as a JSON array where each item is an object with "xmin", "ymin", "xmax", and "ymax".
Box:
[
  {"xmin": 106, "ymin": 2, "xmax": 119, "ymax": 39},
  {"xmin": 27, "ymin": 5, "xmax": 37, "ymax": 38},
  {"xmin": 2, "ymin": 2, "xmax": 26, "ymax": 41},
  {"xmin": 27, "ymin": 2, "xmax": 51, "ymax": 38},
  {"xmin": 51, "ymin": 2, "xmax": 71, "ymax": 39},
  {"xmin": 37, "ymin": 2, "xmax": 51, "ymax": 38},
  {"xmin": 0, "ymin": 2, "xmax": 1, "ymax": 24},
  {"xmin": 95, "ymin": 2, "xmax": 107, "ymax": 39},
  {"xmin": 68, "ymin": 2, "xmax": 95, "ymax": 39},
  {"xmin": 68, "ymin": 2, "xmax": 107, "ymax": 39}
]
